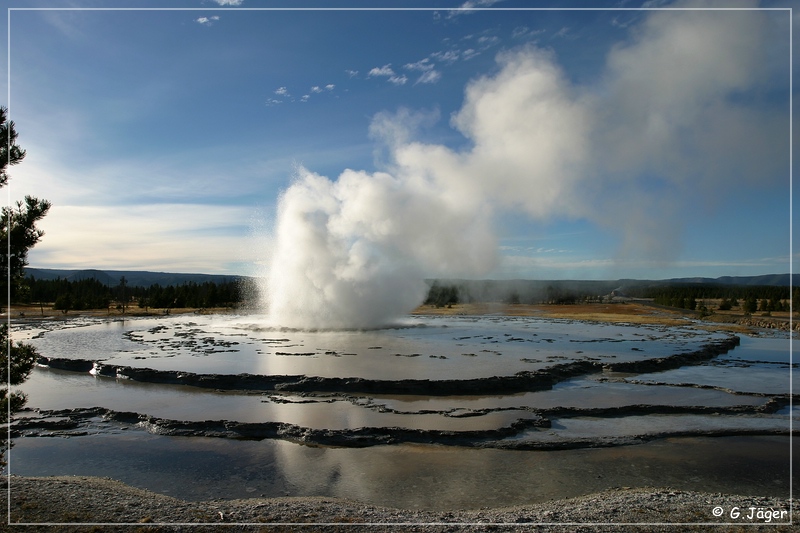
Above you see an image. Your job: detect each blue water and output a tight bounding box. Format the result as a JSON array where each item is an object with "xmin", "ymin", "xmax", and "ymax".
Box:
[{"xmin": 9, "ymin": 314, "xmax": 796, "ymax": 510}]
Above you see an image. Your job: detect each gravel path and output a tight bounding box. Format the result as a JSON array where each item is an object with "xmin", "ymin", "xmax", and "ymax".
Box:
[{"xmin": 4, "ymin": 476, "xmax": 796, "ymax": 532}]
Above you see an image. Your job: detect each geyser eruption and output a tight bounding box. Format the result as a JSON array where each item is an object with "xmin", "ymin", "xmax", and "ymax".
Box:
[
  {"xmin": 261, "ymin": 5, "xmax": 784, "ymax": 330},
  {"xmin": 263, "ymin": 166, "xmax": 497, "ymax": 329}
]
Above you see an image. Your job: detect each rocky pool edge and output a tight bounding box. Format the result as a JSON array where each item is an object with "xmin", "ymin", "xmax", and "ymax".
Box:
[{"xmin": 5, "ymin": 475, "xmax": 797, "ymax": 532}]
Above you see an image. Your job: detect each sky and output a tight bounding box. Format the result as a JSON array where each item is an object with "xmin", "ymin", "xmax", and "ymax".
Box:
[{"xmin": 2, "ymin": 0, "xmax": 796, "ymax": 282}]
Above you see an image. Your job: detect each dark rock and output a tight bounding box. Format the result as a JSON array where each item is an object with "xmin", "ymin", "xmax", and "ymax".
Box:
[
  {"xmin": 34, "ymin": 336, "xmax": 741, "ymax": 398},
  {"xmin": 36, "ymin": 356, "xmax": 95, "ymax": 373}
]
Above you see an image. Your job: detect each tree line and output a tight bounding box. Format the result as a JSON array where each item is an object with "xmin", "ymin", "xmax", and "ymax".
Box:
[
  {"xmin": 21, "ymin": 275, "xmax": 245, "ymax": 312},
  {"xmin": 424, "ymin": 281, "xmax": 797, "ymax": 313},
  {"xmin": 634, "ymin": 284, "xmax": 795, "ymax": 313},
  {"xmin": 424, "ymin": 281, "xmax": 602, "ymax": 307}
]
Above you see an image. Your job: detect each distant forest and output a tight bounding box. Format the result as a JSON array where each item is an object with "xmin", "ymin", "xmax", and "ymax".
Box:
[
  {"xmin": 424, "ymin": 280, "xmax": 797, "ymax": 313},
  {"xmin": 15, "ymin": 274, "xmax": 799, "ymax": 314},
  {"xmin": 637, "ymin": 284, "xmax": 795, "ymax": 312},
  {"xmin": 19, "ymin": 275, "xmax": 250, "ymax": 312}
]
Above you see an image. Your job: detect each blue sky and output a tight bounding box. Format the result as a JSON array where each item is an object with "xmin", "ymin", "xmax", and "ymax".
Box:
[{"xmin": 2, "ymin": 0, "xmax": 795, "ymax": 281}]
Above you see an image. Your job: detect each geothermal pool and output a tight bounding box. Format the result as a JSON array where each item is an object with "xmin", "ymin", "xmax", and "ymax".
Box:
[{"xmin": 8, "ymin": 313, "xmax": 798, "ymax": 509}]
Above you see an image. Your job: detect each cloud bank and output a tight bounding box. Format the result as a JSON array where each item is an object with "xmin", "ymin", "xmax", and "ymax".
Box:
[{"xmin": 262, "ymin": 4, "xmax": 787, "ymax": 329}]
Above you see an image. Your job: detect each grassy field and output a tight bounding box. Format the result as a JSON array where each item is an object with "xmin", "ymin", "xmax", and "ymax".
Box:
[
  {"xmin": 5, "ymin": 302, "xmax": 237, "ymax": 319},
  {"xmin": 412, "ymin": 301, "xmax": 795, "ymax": 334},
  {"xmin": 6, "ymin": 299, "xmax": 794, "ymax": 335}
]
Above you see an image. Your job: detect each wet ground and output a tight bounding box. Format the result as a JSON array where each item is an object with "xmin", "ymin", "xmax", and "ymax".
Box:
[{"xmin": 7, "ymin": 313, "xmax": 798, "ymax": 509}]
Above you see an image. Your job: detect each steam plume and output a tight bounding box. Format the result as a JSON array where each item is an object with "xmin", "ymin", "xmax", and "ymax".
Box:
[
  {"xmin": 263, "ymin": 166, "xmax": 496, "ymax": 329},
  {"xmin": 261, "ymin": 4, "xmax": 786, "ymax": 329}
]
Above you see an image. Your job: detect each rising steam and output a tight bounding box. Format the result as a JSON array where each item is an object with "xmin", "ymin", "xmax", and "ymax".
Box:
[
  {"xmin": 261, "ymin": 4, "xmax": 786, "ymax": 329},
  {"xmin": 262, "ymin": 166, "xmax": 497, "ymax": 329}
]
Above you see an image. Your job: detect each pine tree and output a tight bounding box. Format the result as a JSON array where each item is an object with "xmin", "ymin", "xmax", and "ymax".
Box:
[
  {"xmin": 0, "ymin": 324, "xmax": 37, "ymax": 464},
  {"xmin": 1, "ymin": 107, "xmax": 49, "ymax": 464},
  {"xmin": 0, "ymin": 107, "xmax": 51, "ymax": 300},
  {"xmin": 743, "ymin": 295, "xmax": 758, "ymax": 315}
]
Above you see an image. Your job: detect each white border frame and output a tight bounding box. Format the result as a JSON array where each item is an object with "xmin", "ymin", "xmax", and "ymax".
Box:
[{"xmin": 5, "ymin": 3, "xmax": 794, "ymax": 528}]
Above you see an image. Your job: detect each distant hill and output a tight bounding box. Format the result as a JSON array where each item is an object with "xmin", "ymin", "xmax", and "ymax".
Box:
[
  {"xmin": 25, "ymin": 268, "xmax": 248, "ymax": 288},
  {"xmin": 25, "ymin": 268, "xmax": 797, "ymax": 291},
  {"xmin": 429, "ymin": 274, "xmax": 798, "ymax": 303},
  {"xmin": 665, "ymin": 274, "xmax": 800, "ymax": 286}
]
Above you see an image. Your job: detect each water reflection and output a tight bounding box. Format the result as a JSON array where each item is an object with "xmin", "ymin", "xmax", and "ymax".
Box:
[
  {"xmin": 20, "ymin": 314, "xmax": 729, "ymax": 380},
  {"xmin": 9, "ymin": 433, "xmax": 795, "ymax": 509},
  {"xmin": 19, "ymin": 365, "xmax": 774, "ymax": 435},
  {"xmin": 628, "ymin": 335, "xmax": 798, "ymax": 395},
  {"xmin": 9, "ymin": 314, "xmax": 796, "ymax": 510}
]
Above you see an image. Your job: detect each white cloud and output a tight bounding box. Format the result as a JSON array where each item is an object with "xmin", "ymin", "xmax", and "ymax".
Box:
[
  {"xmin": 510, "ymin": 27, "xmax": 547, "ymax": 45},
  {"xmin": 415, "ymin": 70, "xmax": 441, "ymax": 85},
  {"xmin": 404, "ymin": 58, "xmax": 435, "ymax": 72},
  {"xmin": 511, "ymin": 26, "xmax": 529, "ymax": 39},
  {"xmin": 512, "ymin": 26, "xmax": 547, "ymax": 40},
  {"xmin": 368, "ymin": 107, "xmax": 441, "ymax": 148},
  {"xmin": 492, "ymin": 253, "xmax": 790, "ymax": 280},
  {"xmin": 498, "ymin": 245, "xmax": 569, "ymax": 254},
  {"xmin": 368, "ymin": 64, "xmax": 396, "ymax": 77},
  {"xmin": 431, "ymin": 50, "xmax": 460, "ymax": 63},
  {"xmin": 610, "ymin": 15, "xmax": 637, "ymax": 29},
  {"xmin": 461, "ymin": 49, "xmax": 479, "ymax": 60},
  {"xmin": 596, "ymin": 5, "xmax": 784, "ymax": 189},
  {"xmin": 490, "ymin": 254, "xmax": 660, "ymax": 280},
  {"xmin": 377, "ymin": 7, "xmax": 786, "ymax": 267},
  {"xmin": 29, "ymin": 204, "xmax": 256, "ymax": 274},
  {"xmin": 195, "ymin": 16, "xmax": 220, "ymax": 26},
  {"xmin": 553, "ymin": 27, "xmax": 570, "ymax": 38},
  {"xmin": 11, "ymin": 121, "xmax": 279, "ymax": 211},
  {"xmin": 345, "ymin": 70, "xmax": 359, "ymax": 78},
  {"xmin": 410, "ymin": 46, "xmax": 591, "ymax": 219},
  {"xmin": 211, "ymin": 0, "xmax": 243, "ymax": 5},
  {"xmin": 477, "ymin": 35, "xmax": 500, "ymax": 48},
  {"xmin": 369, "ymin": 64, "xmax": 407, "ymax": 86},
  {"xmin": 276, "ymin": 85, "xmax": 334, "ymax": 103},
  {"xmin": 447, "ymin": 0, "xmax": 504, "ymax": 18}
]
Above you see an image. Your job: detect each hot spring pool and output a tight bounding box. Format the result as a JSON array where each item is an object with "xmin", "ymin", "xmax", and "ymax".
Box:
[{"xmin": 8, "ymin": 313, "xmax": 797, "ymax": 509}]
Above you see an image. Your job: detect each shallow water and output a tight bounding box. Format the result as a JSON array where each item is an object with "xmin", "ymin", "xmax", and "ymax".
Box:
[
  {"xmin": 629, "ymin": 335, "xmax": 797, "ymax": 395},
  {"xmin": 18, "ymin": 367, "xmax": 772, "ymax": 432},
  {"xmin": 9, "ymin": 433, "xmax": 795, "ymax": 509},
  {"xmin": 19, "ymin": 314, "xmax": 727, "ymax": 379},
  {"xmin": 8, "ymin": 313, "xmax": 797, "ymax": 510}
]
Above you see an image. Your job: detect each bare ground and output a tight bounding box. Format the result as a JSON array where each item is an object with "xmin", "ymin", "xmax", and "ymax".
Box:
[{"xmin": 4, "ymin": 476, "xmax": 797, "ymax": 532}]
